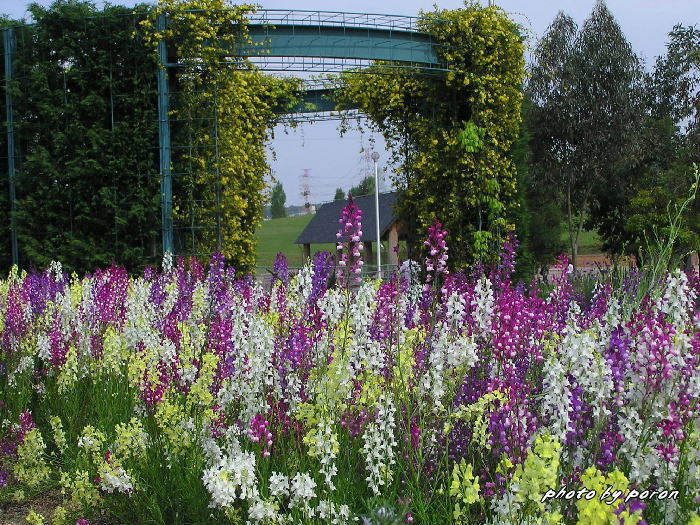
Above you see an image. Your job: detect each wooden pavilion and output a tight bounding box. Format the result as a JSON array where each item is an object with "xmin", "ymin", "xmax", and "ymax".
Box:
[{"xmin": 294, "ymin": 192, "xmax": 402, "ymax": 268}]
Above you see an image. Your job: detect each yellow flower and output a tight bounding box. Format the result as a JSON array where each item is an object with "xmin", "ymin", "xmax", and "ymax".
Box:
[
  {"xmin": 77, "ymin": 425, "xmax": 106, "ymax": 463},
  {"xmin": 186, "ymin": 351, "xmax": 218, "ymax": 411},
  {"xmin": 114, "ymin": 417, "xmax": 148, "ymax": 461},
  {"xmin": 49, "ymin": 416, "xmax": 67, "ymax": 453},
  {"xmin": 512, "ymin": 433, "xmax": 561, "ymax": 511},
  {"xmin": 51, "ymin": 506, "xmax": 67, "ymax": 525},
  {"xmin": 156, "ymin": 397, "xmax": 192, "ymax": 456},
  {"xmin": 57, "ymin": 345, "xmax": 80, "ymax": 394},
  {"xmin": 576, "ymin": 467, "xmax": 629, "ymax": 525},
  {"xmin": 14, "ymin": 429, "xmax": 50, "ymax": 489},
  {"xmin": 450, "ymin": 459, "xmax": 481, "ymax": 522},
  {"xmin": 60, "ymin": 470, "xmax": 100, "ymax": 511},
  {"xmin": 25, "ymin": 510, "xmax": 45, "ymax": 525}
]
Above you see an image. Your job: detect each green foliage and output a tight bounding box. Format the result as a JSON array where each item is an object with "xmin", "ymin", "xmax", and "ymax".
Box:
[
  {"xmin": 0, "ymin": 16, "xmax": 21, "ymax": 273},
  {"xmin": 270, "ymin": 182, "xmax": 287, "ymax": 219},
  {"xmin": 512, "ymin": 102, "xmax": 564, "ymax": 280},
  {"xmin": 650, "ymin": 24, "xmax": 700, "ymax": 125},
  {"xmin": 337, "ymin": 4, "xmax": 524, "ymax": 268},
  {"xmin": 143, "ymin": 0, "xmax": 300, "ymax": 273},
  {"xmin": 627, "ymin": 164, "xmax": 699, "ymax": 262},
  {"xmin": 0, "ymin": 0, "xmax": 304, "ymax": 274},
  {"xmin": 590, "ymin": 23, "xmax": 700, "ymax": 257},
  {"xmin": 526, "ymin": 2, "xmax": 644, "ymax": 268},
  {"xmin": 334, "ymin": 187, "xmax": 345, "ymax": 200},
  {"xmin": 349, "ymin": 176, "xmax": 375, "ymax": 198},
  {"xmin": 622, "ymin": 165, "xmax": 699, "ymax": 307},
  {"xmin": 8, "ymin": 1, "xmax": 161, "ymax": 274},
  {"xmin": 457, "ymin": 121, "xmax": 485, "ymax": 153}
]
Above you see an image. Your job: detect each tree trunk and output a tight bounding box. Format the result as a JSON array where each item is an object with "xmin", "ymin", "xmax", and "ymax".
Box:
[
  {"xmin": 567, "ymin": 178, "xmax": 594, "ymax": 272},
  {"xmin": 567, "ymin": 180, "xmax": 576, "ymax": 270}
]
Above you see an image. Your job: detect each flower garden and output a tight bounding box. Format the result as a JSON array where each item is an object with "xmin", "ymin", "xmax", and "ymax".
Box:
[{"xmin": 0, "ymin": 197, "xmax": 698, "ymax": 525}]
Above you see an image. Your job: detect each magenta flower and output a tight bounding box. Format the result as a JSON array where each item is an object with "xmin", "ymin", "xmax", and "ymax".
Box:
[
  {"xmin": 248, "ymin": 413, "xmax": 273, "ymax": 457},
  {"xmin": 336, "ymin": 194, "xmax": 364, "ymax": 287},
  {"xmin": 423, "ymin": 218, "xmax": 448, "ymax": 285}
]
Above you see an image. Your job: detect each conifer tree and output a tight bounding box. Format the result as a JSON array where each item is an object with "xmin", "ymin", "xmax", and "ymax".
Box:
[{"xmin": 270, "ymin": 182, "xmax": 287, "ymax": 219}]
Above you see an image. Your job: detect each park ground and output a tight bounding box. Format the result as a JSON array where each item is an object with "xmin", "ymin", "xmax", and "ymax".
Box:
[{"xmin": 254, "ymin": 215, "xmax": 606, "ymax": 272}]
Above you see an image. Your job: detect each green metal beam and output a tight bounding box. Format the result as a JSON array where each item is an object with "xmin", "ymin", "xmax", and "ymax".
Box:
[
  {"xmin": 3, "ymin": 28, "xmax": 18, "ymax": 267},
  {"xmin": 244, "ymin": 25, "xmax": 440, "ymax": 66},
  {"xmin": 290, "ymin": 88, "xmax": 343, "ymax": 113},
  {"xmin": 157, "ymin": 14, "xmax": 173, "ymax": 257}
]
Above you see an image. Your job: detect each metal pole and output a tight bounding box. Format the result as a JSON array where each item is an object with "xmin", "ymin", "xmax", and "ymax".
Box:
[
  {"xmin": 371, "ymin": 151, "xmax": 380, "ymax": 278},
  {"xmin": 157, "ymin": 14, "xmax": 173, "ymax": 257},
  {"xmin": 214, "ymin": 88, "xmax": 222, "ymax": 252},
  {"xmin": 3, "ymin": 28, "xmax": 18, "ymax": 267}
]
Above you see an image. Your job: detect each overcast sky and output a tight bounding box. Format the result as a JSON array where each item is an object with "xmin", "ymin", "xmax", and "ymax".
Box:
[{"xmin": 1, "ymin": 0, "xmax": 697, "ymax": 205}]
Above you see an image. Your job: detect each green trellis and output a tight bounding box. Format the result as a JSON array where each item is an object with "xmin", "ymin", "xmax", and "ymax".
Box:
[{"xmin": 1, "ymin": 7, "xmax": 450, "ymax": 271}]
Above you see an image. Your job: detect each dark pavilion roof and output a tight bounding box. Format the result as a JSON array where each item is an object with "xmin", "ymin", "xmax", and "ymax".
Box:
[{"xmin": 295, "ymin": 192, "xmax": 398, "ymax": 245}]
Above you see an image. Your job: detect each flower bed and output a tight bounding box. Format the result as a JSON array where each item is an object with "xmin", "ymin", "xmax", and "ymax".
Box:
[{"xmin": 0, "ymin": 204, "xmax": 698, "ymax": 524}]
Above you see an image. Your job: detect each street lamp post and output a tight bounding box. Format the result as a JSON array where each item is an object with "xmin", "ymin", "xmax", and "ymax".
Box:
[{"xmin": 371, "ymin": 151, "xmax": 381, "ymax": 278}]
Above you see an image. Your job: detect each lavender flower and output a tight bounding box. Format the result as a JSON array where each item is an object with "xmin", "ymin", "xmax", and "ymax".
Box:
[{"xmin": 273, "ymin": 252, "xmax": 290, "ymax": 285}]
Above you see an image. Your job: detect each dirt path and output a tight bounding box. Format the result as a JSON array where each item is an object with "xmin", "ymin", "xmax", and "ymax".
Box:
[
  {"xmin": 546, "ymin": 254, "xmax": 637, "ymax": 280},
  {"xmin": 0, "ymin": 488, "xmax": 62, "ymax": 524}
]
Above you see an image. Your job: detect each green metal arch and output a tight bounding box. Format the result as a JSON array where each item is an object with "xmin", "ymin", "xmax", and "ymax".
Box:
[
  {"xmin": 157, "ymin": 9, "xmax": 449, "ymax": 255},
  {"xmin": 245, "ymin": 24, "xmax": 440, "ymax": 65},
  {"xmin": 1, "ymin": 9, "xmax": 450, "ymax": 260}
]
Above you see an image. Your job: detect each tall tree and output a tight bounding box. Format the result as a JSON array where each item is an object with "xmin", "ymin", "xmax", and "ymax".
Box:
[
  {"xmin": 348, "ymin": 176, "xmax": 375, "ymax": 197},
  {"xmin": 650, "ymin": 24, "xmax": 700, "ymax": 126},
  {"xmin": 516, "ymin": 100, "xmax": 565, "ymax": 278},
  {"xmin": 619, "ymin": 25, "xmax": 700, "ymax": 262},
  {"xmin": 582, "ymin": 24, "xmax": 700, "ymax": 259},
  {"xmin": 270, "ymin": 182, "xmax": 287, "ymax": 219},
  {"xmin": 524, "ymin": 13, "xmax": 577, "ymax": 269},
  {"xmin": 527, "ymin": 2, "xmax": 644, "ymax": 268},
  {"xmin": 334, "ymin": 187, "xmax": 345, "ymax": 200}
]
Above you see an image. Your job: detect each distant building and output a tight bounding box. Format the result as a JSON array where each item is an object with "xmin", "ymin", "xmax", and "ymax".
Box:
[{"xmin": 294, "ymin": 192, "xmax": 402, "ymax": 268}]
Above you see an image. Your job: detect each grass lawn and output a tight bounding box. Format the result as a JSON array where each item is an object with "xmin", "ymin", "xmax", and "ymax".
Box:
[
  {"xmin": 255, "ymin": 215, "xmax": 396, "ymax": 271},
  {"xmin": 255, "ymin": 215, "xmax": 605, "ymax": 271},
  {"xmin": 255, "ymin": 215, "xmax": 336, "ymax": 270},
  {"xmin": 561, "ymin": 227, "xmax": 603, "ymax": 255}
]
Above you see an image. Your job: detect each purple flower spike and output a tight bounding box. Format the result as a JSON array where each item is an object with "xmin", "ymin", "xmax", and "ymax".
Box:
[
  {"xmin": 273, "ymin": 252, "xmax": 289, "ymax": 285},
  {"xmin": 336, "ymin": 194, "xmax": 364, "ymax": 288},
  {"xmin": 0, "ymin": 469, "xmax": 8, "ymax": 488},
  {"xmin": 423, "ymin": 218, "xmax": 449, "ymax": 285},
  {"xmin": 309, "ymin": 251, "xmax": 334, "ymax": 303}
]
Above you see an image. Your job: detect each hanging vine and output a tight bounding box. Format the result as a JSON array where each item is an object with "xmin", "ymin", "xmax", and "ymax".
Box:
[
  {"xmin": 143, "ymin": 0, "xmax": 300, "ymax": 272},
  {"xmin": 337, "ymin": 4, "xmax": 524, "ymax": 267}
]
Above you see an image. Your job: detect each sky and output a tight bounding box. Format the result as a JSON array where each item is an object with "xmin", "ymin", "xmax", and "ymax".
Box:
[{"xmin": 1, "ymin": 0, "xmax": 698, "ymax": 205}]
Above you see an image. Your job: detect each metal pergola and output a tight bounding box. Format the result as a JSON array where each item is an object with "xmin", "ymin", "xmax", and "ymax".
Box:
[{"xmin": 3, "ymin": 9, "xmax": 451, "ymax": 262}]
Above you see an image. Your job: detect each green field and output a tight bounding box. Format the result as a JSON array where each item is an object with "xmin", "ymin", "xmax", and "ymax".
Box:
[
  {"xmin": 255, "ymin": 215, "xmax": 605, "ymax": 272},
  {"xmin": 255, "ymin": 215, "xmax": 336, "ymax": 270},
  {"xmin": 255, "ymin": 215, "xmax": 394, "ymax": 271},
  {"xmin": 561, "ymin": 228, "xmax": 603, "ymax": 255}
]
